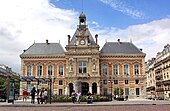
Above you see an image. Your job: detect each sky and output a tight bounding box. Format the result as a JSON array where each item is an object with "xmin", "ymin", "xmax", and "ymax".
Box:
[{"xmin": 0, "ymin": 0, "xmax": 170, "ymax": 73}]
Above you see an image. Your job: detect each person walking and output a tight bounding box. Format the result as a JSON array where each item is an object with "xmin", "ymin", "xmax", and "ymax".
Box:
[
  {"xmin": 77, "ymin": 91, "xmax": 81, "ymax": 104},
  {"xmin": 30, "ymin": 87, "xmax": 36, "ymax": 104},
  {"xmin": 71, "ymin": 90, "xmax": 77, "ymax": 104},
  {"xmin": 37, "ymin": 89, "xmax": 41, "ymax": 104},
  {"xmin": 43, "ymin": 89, "xmax": 48, "ymax": 104},
  {"xmin": 22, "ymin": 89, "xmax": 27, "ymax": 102}
]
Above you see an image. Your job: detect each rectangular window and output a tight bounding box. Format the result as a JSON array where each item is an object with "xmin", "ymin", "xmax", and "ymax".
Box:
[
  {"xmin": 103, "ymin": 88, "xmax": 107, "ymax": 95},
  {"xmin": 135, "ymin": 80, "xmax": 139, "ymax": 84},
  {"xmin": 114, "ymin": 80, "xmax": 118, "ymax": 84},
  {"xmin": 48, "ymin": 65, "xmax": 53, "ymax": 76},
  {"xmin": 125, "ymin": 80, "xmax": 129, "ymax": 84},
  {"xmin": 103, "ymin": 80, "xmax": 107, "ymax": 84},
  {"xmin": 134, "ymin": 64, "xmax": 139, "ymax": 75},
  {"xmin": 125, "ymin": 88, "xmax": 129, "ymax": 95},
  {"xmin": 136, "ymin": 88, "xmax": 140, "ymax": 95},
  {"xmin": 124, "ymin": 64, "xmax": 129, "ymax": 75},
  {"xmin": 37, "ymin": 65, "xmax": 42, "ymax": 76},
  {"xmin": 59, "ymin": 80, "xmax": 63, "ymax": 85},
  {"xmin": 113, "ymin": 64, "xmax": 118, "ymax": 75},
  {"xmin": 27, "ymin": 65, "xmax": 32, "ymax": 76},
  {"xmin": 102, "ymin": 64, "xmax": 108, "ymax": 75},
  {"xmin": 59, "ymin": 65, "xmax": 63, "ymax": 75},
  {"xmin": 79, "ymin": 61, "xmax": 87, "ymax": 73},
  {"xmin": 59, "ymin": 89, "xmax": 63, "ymax": 95}
]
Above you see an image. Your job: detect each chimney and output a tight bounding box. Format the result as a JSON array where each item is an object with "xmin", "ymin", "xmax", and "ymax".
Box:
[
  {"xmin": 68, "ymin": 35, "xmax": 71, "ymax": 45},
  {"xmin": 46, "ymin": 39, "xmax": 49, "ymax": 44},
  {"xmin": 95, "ymin": 34, "xmax": 98, "ymax": 45},
  {"xmin": 117, "ymin": 39, "xmax": 121, "ymax": 44}
]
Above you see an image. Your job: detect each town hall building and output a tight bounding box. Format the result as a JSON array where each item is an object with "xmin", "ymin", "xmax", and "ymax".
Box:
[{"xmin": 20, "ymin": 13, "xmax": 146, "ymax": 99}]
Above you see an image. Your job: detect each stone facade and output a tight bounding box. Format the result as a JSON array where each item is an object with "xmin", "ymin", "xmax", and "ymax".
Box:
[
  {"xmin": 145, "ymin": 44, "xmax": 170, "ymax": 100},
  {"xmin": 20, "ymin": 13, "xmax": 146, "ymax": 99}
]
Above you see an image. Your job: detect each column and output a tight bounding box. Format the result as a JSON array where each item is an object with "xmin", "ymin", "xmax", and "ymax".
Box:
[
  {"xmin": 97, "ymin": 85, "xmax": 100, "ymax": 95},
  {"xmin": 65, "ymin": 85, "xmax": 68, "ymax": 95},
  {"xmin": 89, "ymin": 85, "xmax": 92, "ymax": 93}
]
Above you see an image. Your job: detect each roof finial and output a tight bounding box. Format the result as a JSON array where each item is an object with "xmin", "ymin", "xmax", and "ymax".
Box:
[
  {"xmin": 130, "ymin": 38, "xmax": 132, "ymax": 43},
  {"xmin": 105, "ymin": 39, "xmax": 107, "ymax": 43}
]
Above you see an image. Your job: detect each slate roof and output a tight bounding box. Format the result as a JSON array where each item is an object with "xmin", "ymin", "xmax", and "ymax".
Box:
[
  {"xmin": 69, "ymin": 28, "xmax": 96, "ymax": 45},
  {"xmin": 21, "ymin": 43, "xmax": 65, "ymax": 55},
  {"xmin": 100, "ymin": 42, "xmax": 145, "ymax": 54}
]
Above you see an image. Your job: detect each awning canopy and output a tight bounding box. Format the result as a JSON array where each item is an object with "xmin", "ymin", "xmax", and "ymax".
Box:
[{"xmin": 20, "ymin": 76, "xmax": 51, "ymax": 82}]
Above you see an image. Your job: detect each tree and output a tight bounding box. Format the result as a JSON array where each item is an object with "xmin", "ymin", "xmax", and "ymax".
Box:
[
  {"xmin": 114, "ymin": 87, "xmax": 124, "ymax": 97},
  {"xmin": 0, "ymin": 78, "xmax": 7, "ymax": 98}
]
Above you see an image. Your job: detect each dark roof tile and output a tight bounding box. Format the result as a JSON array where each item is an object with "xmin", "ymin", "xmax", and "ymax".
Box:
[
  {"xmin": 100, "ymin": 42, "xmax": 144, "ymax": 54},
  {"xmin": 21, "ymin": 43, "xmax": 65, "ymax": 55}
]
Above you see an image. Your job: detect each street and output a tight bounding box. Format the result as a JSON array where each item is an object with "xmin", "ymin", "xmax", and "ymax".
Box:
[{"xmin": 0, "ymin": 105, "xmax": 170, "ymax": 111}]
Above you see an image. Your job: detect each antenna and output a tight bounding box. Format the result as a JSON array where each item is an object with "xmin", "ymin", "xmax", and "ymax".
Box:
[{"xmin": 82, "ymin": 0, "xmax": 84, "ymax": 13}]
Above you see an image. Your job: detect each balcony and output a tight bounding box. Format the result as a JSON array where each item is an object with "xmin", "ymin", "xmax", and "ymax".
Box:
[
  {"xmin": 77, "ymin": 73, "xmax": 91, "ymax": 79},
  {"xmin": 162, "ymin": 80, "xmax": 170, "ymax": 85},
  {"xmin": 156, "ymin": 88, "xmax": 164, "ymax": 92},
  {"xmin": 156, "ymin": 81, "xmax": 162, "ymax": 86},
  {"xmin": 155, "ymin": 74, "xmax": 162, "ymax": 80}
]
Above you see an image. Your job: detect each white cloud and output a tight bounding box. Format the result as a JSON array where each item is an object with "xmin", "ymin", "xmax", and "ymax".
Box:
[
  {"xmin": 0, "ymin": 0, "xmax": 78, "ymax": 72},
  {"xmin": 99, "ymin": 0, "xmax": 144, "ymax": 18},
  {"xmin": 90, "ymin": 18, "xmax": 170, "ymax": 61}
]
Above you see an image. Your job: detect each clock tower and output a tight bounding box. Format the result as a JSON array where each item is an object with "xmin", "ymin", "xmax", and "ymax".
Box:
[{"xmin": 65, "ymin": 13, "xmax": 100, "ymax": 95}]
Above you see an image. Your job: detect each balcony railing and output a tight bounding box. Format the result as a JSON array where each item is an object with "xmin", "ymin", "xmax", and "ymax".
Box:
[{"xmin": 156, "ymin": 88, "xmax": 164, "ymax": 92}]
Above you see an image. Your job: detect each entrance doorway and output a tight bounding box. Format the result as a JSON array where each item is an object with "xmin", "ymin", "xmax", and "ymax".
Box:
[
  {"xmin": 92, "ymin": 82, "xmax": 97, "ymax": 95},
  {"xmin": 81, "ymin": 82, "xmax": 89, "ymax": 95},
  {"xmin": 69, "ymin": 83, "xmax": 73, "ymax": 96}
]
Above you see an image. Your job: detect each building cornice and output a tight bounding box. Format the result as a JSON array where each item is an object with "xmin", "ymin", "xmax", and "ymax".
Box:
[
  {"xmin": 20, "ymin": 54, "xmax": 65, "ymax": 59},
  {"xmin": 99, "ymin": 54, "xmax": 145, "ymax": 59}
]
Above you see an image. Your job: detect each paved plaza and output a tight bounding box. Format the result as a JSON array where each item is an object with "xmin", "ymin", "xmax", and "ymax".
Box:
[{"xmin": 0, "ymin": 99, "xmax": 170, "ymax": 111}]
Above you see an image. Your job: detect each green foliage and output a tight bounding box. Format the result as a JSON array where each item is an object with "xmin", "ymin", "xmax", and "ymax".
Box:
[
  {"xmin": 0, "ymin": 78, "xmax": 7, "ymax": 98},
  {"xmin": 0, "ymin": 78, "xmax": 7, "ymax": 93},
  {"xmin": 52, "ymin": 95, "xmax": 109, "ymax": 102},
  {"xmin": 114, "ymin": 87, "xmax": 124, "ymax": 97}
]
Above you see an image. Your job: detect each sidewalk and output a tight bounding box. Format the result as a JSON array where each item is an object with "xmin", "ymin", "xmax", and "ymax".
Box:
[{"xmin": 0, "ymin": 99, "xmax": 170, "ymax": 107}]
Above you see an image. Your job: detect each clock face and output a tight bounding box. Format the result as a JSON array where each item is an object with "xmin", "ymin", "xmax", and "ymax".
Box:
[{"xmin": 80, "ymin": 39, "xmax": 85, "ymax": 45}]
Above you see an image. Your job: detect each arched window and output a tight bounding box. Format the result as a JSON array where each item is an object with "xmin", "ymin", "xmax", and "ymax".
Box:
[
  {"xmin": 48, "ymin": 65, "xmax": 53, "ymax": 76},
  {"xmin": 59, "ymin": 65, "xmax": 63, "ymax": 75},
  {"xmin": 37, "ymin": 65, "xmax": 42, "ymax": 76},
  {"xmin": 27, "ymin": 65, "xmax": 32, "ymax": 76}
]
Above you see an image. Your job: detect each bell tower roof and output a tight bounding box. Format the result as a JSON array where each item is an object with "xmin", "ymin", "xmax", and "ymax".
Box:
[
  {"xmin": 68, "ymin": 13, "xmax": 96, "ymax": 46},
  {"xmin": 79, "ymin": 12, "xmax": 86, "ymax": 26},
  {"xmin": 79, "ymin": 13, "xmax": 86, "ymax": 18}
]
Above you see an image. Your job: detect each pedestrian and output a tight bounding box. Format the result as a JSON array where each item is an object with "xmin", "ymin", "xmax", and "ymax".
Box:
[
  {"xmin": 44, "ymin": 89, "xmax": 48, "ymax": 104},
  {"xmin": 40, "ymin": 89, "xmax": 44, "ymax": 104},
  {"xmin": 87, "ymin": 93, "xmax": 93, "ymax": 104},
  {"xmin": 30, "ymin": 87, "xmax": 36, "ymax": 104},
  {"xmin": 71, "ymin": 90, "xmax": 77, "ymax": 104},
  {"xmin": 77, "ymin": 91, "xmax": 81, "ymax": 103},
  {"xmin": 22, "ymin": 89, "xmax": 27, "ymax": 102},
  {"xmin": 37, "ymin": 89, "xmax": 41, "ymax": 104}
]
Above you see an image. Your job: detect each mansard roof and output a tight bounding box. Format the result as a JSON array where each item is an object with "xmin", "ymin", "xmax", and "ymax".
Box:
[
  {"xmin": 69, "ymin": 28, "xmax": 96, "ymax": 45},
  {"xmin": 21, "ymin": 42, "xmax": 65, "ymax": 55},
  {"xmin": 100, "ymin": 42, "xmax": 145, "ymax": 55}
]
